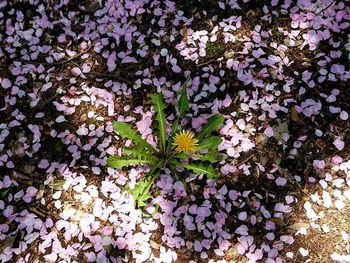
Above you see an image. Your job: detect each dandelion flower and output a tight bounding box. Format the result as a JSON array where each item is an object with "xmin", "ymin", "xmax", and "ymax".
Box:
[{"xmin": 173, "ymin": 130, "xmax": 199, "ymax": 153}]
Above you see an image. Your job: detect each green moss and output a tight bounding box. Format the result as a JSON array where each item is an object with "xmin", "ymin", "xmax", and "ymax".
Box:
[{"xmin": 206, "ymin": 41, "xmax": 224, "ymax": 58}]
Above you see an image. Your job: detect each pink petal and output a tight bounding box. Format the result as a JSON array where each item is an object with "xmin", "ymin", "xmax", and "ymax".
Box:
[
  {"xmin": 1, "ymin": 78, "xmax": 11, "ymax": 89},
  {"xmin": 264, "ymin": 127, "xmax": 274, "ymax": 137},
  {"xmin": 340, "ymin": 111, "xmax": 349, "ymax": 120},
  {"xmin": 333, "ymin": 138, "xmax": 344, "ymax": 151},
  {"xmin": 38, "ymin": 159, "xmax": 49, "ymax": 169},
  {"xmin": 313, "ymin": 159, "xmax": 325, "ymax": 170}
]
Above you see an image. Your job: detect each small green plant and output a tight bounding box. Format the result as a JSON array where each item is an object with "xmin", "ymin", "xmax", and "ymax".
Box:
[
  {"xmin": 0, "ymin": 186, "xmax": 13, "ymax": 199},
  {"xmin": 107, "ymin": 81, "xmax": 225, "ymax": 206},
  {"xmin": 206, "ymin": 41, "xmax": 224, "ymax": 58}
]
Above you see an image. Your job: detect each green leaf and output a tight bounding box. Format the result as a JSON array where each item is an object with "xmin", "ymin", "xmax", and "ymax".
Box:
[
  {"xmin": 0, "ymin": 186, "xmax": 13, "ymax": 198},
  {"xmin": 128, "ymin": 172, "xmax": 159, "ymax": 207},
  {"xmin": 107, "ymin": 156, "xmax": 153, "ymax": 169},
  {"xmin": 197, "ymin": 114, "xmax": 225, "ymax": 141},
  {"xmin": 151, "ymin": 94, "xmax": 167, "ymax": 153},
  {"xmin": 178, "ymin": 163, "xmax": 217, "ymax": 179},
  {"xmin": 112, "ymin": 121, "xmax": 155, "ymax": 152},
  {"xmin": 169, "ymin": 118, "xmax": 179, "ymax": 142},
  {"xmin": 178, "ymin": 84, "xmax": 189, "ymax": 117},
  {"xmin": 275, "ymin": 158, "xmax": 282, "ymax": 165},
  {"xmin": 199, "ymin": 136, "xmax": 222, "ymax": 151},
  {"xmin": 173, "ymin": 152, "xmax": 188, "ymax": 160},
  {"xmin": 169, "ymin": 159, "xmax": 181, "ymax": 171},
  {"xmin": 128, "ymin": 180, "xmax": 152, "ymax": 207},
  {"xmin": 123, "ymin": 147, "xmax": 158, "ymax": 161},
  {"xmin": 200, "ymin": 152, "xmax": 223, "ymax": 164},
  {"xmin": 168, "ymin": 78, "xmax": 191, "ymax": 150}
]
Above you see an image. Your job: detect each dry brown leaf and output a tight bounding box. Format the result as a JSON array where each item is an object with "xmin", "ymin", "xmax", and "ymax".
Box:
[{"xmin": 291, "ymin": 107, "xmax": 299, "ymax": 122}]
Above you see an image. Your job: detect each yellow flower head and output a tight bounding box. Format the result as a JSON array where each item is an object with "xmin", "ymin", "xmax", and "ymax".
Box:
[{"xmin": 173, "ymin": 130, "xmax": 199, "ymax": 153}]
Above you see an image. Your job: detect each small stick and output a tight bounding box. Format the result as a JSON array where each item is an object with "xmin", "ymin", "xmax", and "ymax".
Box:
[{"xmin": 197, "ymin": 59, "xmax": 218, "ymax": 67}]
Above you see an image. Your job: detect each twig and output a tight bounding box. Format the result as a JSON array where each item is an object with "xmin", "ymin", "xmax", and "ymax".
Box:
[
  {"xmin": 235, "ymin": 154, "xmax": 255, "ymax": 166},
  {"xmin": 197, "ymin": 59, "xmax": 218, "ymax": 67},
  {"xmin": 316, "ymin": 0, "xmax": 338, "ymax": 15},
  {"xmin": 28, "ymin": 207, "xmax": 47, "ymax": 218}
]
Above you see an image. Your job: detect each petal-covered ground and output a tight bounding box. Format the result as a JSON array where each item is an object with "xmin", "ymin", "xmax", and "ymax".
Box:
[{"xmin": 1, "ymin": 0, "xmax": 350, "ymax": 262}]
